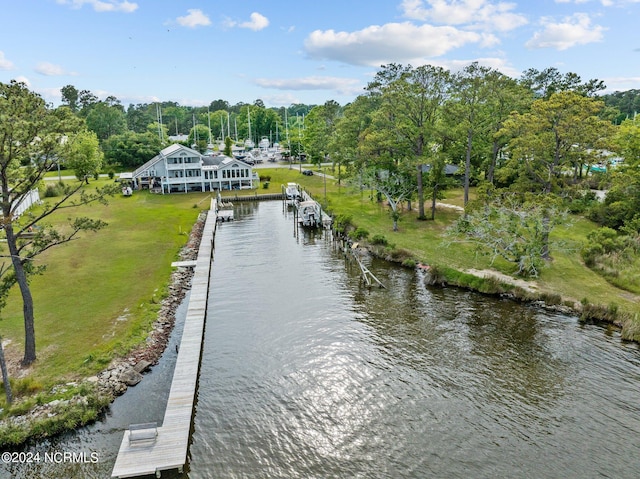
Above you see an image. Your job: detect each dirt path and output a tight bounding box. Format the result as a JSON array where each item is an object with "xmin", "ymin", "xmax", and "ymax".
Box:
[{"xmin": 466, "ymin": 268, "xmax": 540, "ymax": 294}]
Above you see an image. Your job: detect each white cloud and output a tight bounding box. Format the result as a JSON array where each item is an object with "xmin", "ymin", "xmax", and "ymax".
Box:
[
  {"xmin": 526, "ymin": 13, "xmax": 606, "ymax": 50},
  {"xmin": 176, "ymin": 9, "xmax": 211, "ymax": 28},
  {"xmin": 304, "ymin": 22, "xmax": 483, "ymax": 66},
  {"xmin": 225, "ymin": 12, "xmax": 270, "ymax": 31},
  {"xmin": 555, "ymin": 0, "xmax": 617, "ymax": 5},
  {"xmin": 602, "ymin": 76, "xmax": 640, "ymax": 93},
  {"xmin": 12, "ymin": 76, "xmax": 31, "ymax": 87},
  {"xmin": 261, "ymin": 93, "xmax": 303, "ymax": 107},
  {"xmin": 240, "ymin": 12, "xmax": 269, "ymax": 31},
  {"xmin": 34, "ymin": 62, "xmax": 76, "ymax": 76},
  {"xmin": 429, "ymin": 57, "xmax": 521, "ymax": 77},
  {"xmin": 400, "ymin": 0, "xmax": 528, "ymax": 32},
  {"xmin": 56, "ymin": 0, "xmax": 138, "ymax": 13},
  {"xmin": 254, "ymin": 76, "xmax": 363, "ymax": 95},
  {"xmin": 0, "ymin": 51, "xmax": 15, "ymax": 70}
]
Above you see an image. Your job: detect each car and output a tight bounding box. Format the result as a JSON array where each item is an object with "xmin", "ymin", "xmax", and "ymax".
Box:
[{"xmin": 302, "ymin": 169, "xmax": 313, "ymax": 176}]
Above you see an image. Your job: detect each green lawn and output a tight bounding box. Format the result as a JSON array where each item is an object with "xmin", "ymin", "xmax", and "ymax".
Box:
[{"xmin": 2, "ymin": 179, "xmax": 209, "ymax": 386}]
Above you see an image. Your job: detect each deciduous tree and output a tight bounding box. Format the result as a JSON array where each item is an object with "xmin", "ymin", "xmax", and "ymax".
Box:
[{"xmin": 63, "ymin": 130, "xmax": 103, "ymax": 183}]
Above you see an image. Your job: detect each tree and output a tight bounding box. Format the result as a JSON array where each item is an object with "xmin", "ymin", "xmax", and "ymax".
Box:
[
  {"xmin": 497, "ymin": 91, "xmax": 613, "ymax": 258},
  {"xmin": 126, "ymin": 104, "xmax": 156, "ymax": 133},
  {"xmin": 78, "ymin": 89, "xmax": 98, "ymax": 114},
  {"xmin": 209, "ymin": 99, "xmax": 230, "ymax": 112},
  {"xmin": 103, "ymin": 131, "xmax": 163, "ymax": 169},
  {"xmin": 520, "ymin": 67, "xmax": 605, "ymax": 99},
  {"xmin": 364, "ymin": 64, "xmax": 451, "ymax": 218},
  {"xmin": 330, "ymin": 95, "xmax": 379, "ymax": 185},
  {"xmin": 447, "ymin": 63, "xmax": 495, "ymax": 207},
  {"xmin": 613, "ymin": 118, "xmax": 640, "ymax": 164},
  {"xmin": 224, "ymin": 136, "xmax": 233, "ymax": 156},
  {"xmin": 0, "ymin": 81, "xmax": 114, "ymax": 365},
  {"xmin": 482, "ymin": 71, "xmax": 532, "ymax": 185},
  {"xmin": 63, "ymin": 130, "xmax": 104, "ymax": 183},
  {"xmin": 304, "ymin": 100, "xmax": 342, "ymax": 166},
  {"xmin": 450, "ymin": 194, "xmax": 567, "ymax": 277},
  {"xmin": 0, "ymin": 334, "xmax": 12, "ymax": 404},
  {"xmin": 499, "ymin": 91, "xmax": 613, "ymax": 195},
  {"xmin": 422, "ymin": 150, "xmax": 457, "ymax": 220},
  {"xmin": 0, "ymin": 272, "xmax": 14, "ymax": 403},
  {"xmin": 61, "ymin": 84, "xmax": 79, "ymax": 112},
  {"xmin": 188, "ymin": 124, "xmax": 212, "ymax": 153},
  {"xmin": 85, "ymin": 101, "xmax": 127, "ymax": 141},
  {"xmin": 590, "ymin": 122, "xmax": 640, "ymax": 230},
  {"xmin": 359, "ymin": 167, "xmax": 415, "ymax": 231}
]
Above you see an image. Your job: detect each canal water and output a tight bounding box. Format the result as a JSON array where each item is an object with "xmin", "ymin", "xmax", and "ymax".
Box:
[{"xmin": 2, "ymin": 200, "xmax": 640, "ymax": 478}]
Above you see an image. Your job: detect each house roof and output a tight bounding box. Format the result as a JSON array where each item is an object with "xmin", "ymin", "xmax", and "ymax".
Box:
[
  {"xmin": 160, "ymin": 143, "xmax": 200, "ymax": 157},
  {"xmin": 133, "ymin": 145, "xmax": 253, "ymax": 178}
]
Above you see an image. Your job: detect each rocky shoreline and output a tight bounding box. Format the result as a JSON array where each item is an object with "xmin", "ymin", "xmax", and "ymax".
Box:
[
  {"xmin": 93, "ymin": 210, "xmax": 207, "ymax": 397},
  {"xmin": 0, "ymin": 212, "xmax": 208, "ymax": 441}
]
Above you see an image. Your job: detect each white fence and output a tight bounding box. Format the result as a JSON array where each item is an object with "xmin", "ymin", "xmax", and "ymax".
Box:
[{"xmin": 10, "ymin": 189, "xmax": 41, "ymax": 217}]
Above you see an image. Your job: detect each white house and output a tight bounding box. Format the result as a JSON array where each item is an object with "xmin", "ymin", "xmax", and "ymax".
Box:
[{"xmin": 132, "ymin": 144, "xmax": 258, "ymax": 194}]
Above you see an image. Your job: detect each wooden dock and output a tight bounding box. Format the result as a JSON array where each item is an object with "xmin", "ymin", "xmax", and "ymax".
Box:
[{"xmin": 111, "ymin": 200, "xmax": 218, "ymax": 478}]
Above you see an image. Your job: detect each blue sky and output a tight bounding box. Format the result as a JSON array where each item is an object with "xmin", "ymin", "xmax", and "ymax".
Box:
[{"xmin": 1, "ymin": 0, "xmax": 639, "ymax": 108}]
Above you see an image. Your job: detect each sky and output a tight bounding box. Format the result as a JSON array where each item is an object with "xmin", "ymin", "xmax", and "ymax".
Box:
[{"xmin": 0, "ymin": 0, "xmax": 639, "ymax": 108}]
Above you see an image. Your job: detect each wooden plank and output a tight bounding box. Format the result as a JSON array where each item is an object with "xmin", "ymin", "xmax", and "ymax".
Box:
[
  {"xmin": 171, "ymin": 260, "xmax": 197, "ymax": 268},
  {"xmin": 111, "ymin": 207, "xmax": 216, "ymax": 478}
]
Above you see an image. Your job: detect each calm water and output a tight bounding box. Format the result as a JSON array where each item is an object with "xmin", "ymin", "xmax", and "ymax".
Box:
[{"xmin": 3, "ymin": 201, "xmax": 640, "ymax": 478}]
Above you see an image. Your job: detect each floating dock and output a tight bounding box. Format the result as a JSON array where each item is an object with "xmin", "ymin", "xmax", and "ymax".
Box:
[{"xmin": 111, "ymin": 200, "xmax": 218, "ymax": 478}]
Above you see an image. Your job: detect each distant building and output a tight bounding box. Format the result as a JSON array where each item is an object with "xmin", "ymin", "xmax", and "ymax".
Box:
[
  {"xmin": 420, "ymin": 164, "xmax": 461, "ymax": 176},
  {"xmin": 132, "ymin": 144, "xmax": 257, "ymax": 194}
]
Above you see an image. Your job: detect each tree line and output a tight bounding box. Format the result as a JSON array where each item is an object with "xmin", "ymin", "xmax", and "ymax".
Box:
[
  {"xmin": 2, "ymin": 62, "xmax": 640, "ymax": 378},
  {"xmin": 302, "ymin": 63, "xmax": 640, "ymax": 277}
]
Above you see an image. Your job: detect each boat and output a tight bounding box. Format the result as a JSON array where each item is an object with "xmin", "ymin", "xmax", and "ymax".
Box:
[
  {"xmin": 285, "ymin": 182, "xmax": 301, "ymax": 206},
  {"xmin": 217, "ymin": 202, "xmax": 234, "ymax": 222},
  {"xmin": 296, "ymin": 200, "xmax": 322, "ymax": 227}
]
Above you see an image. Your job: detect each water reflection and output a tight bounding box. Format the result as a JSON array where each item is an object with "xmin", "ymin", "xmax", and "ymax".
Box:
[
  {"xmin": 189, "ymin": 202, "xmax": 640, "ymax": 479},
  {"xmin": 2, "ymin": 201, "xmax": 640, "ymax": 479}
]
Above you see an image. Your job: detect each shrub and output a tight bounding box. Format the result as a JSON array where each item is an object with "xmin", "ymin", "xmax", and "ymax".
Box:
[
  {"xmin": 371, "ymin": 234, "xmax": 388, "ymax": 246},
  {"xmin": 348, "ymin": 227, "xmax": 369, "ymax": 241},
  {"xmin": 579, "ymin": 299, "xmax": 619, "ymax": 323},
  {"xmin": 108, "ymin": 170, "xmax": 115, "ymax": 180},
  {"xmin": 401, "ymin": 258, "xmax": 416, "ymax": 268},
  {"xmin": 43, "ymin": 184, "xmax": 60, "ymax": 197},
  {"xmin": 540, "ymin": 292, "xmax": 562, "ymax": 306},
  {"xmin": 332, "ymin": 214, "xmax": 353, "ymax": 235},
  {"xmin": 387, "ymin": 248, "xmax": 413, "ymax": 263},
  {"xmin": 10, "ymin": 377, "xmax": 44, "ymax": 397}
]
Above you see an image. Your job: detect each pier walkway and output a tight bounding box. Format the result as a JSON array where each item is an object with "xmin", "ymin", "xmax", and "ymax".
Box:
[{"xmin": 111, "ymin": 200, "xmax": 218, "ymax": 478}]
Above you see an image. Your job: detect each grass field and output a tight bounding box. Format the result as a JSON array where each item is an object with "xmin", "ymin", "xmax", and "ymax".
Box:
[{"xmin": 2, "ymin": 179, "xmax": 209, "ymax": 389}]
